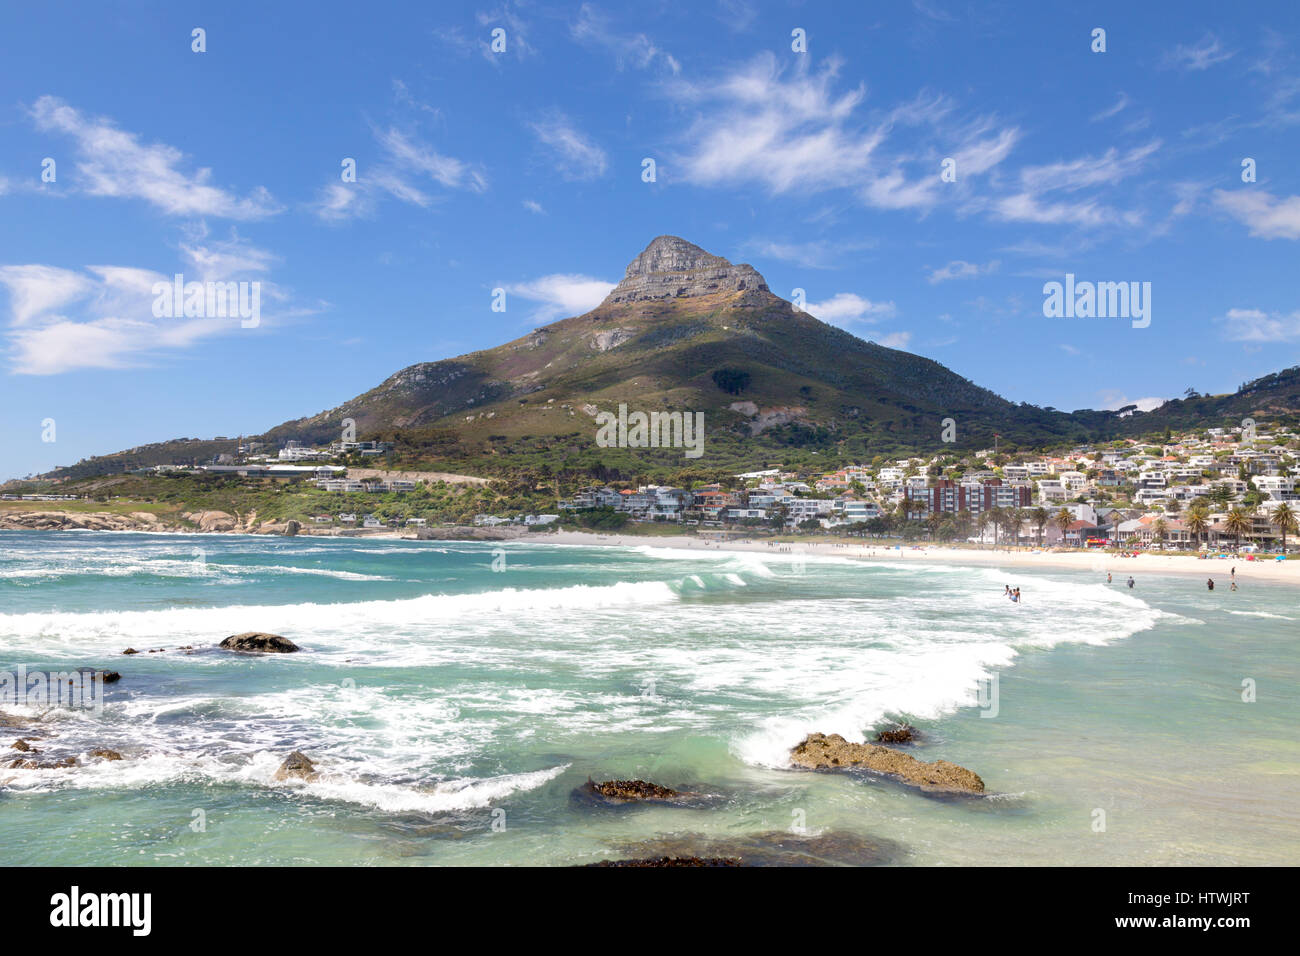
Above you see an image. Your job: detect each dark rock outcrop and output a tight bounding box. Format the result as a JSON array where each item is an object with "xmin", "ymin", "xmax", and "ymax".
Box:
[
  {"xmin": 790, "ymin": 733, "xmax": 984, "ymax": 794},
  {"xmin": 122, "ymin": 648, "xmax": 139, "ymax": 655},
  {"xmin": 273, "ymin": 751, "xmax": 318, "ymax": 781},
  {"xmin": 587, "ymin": 856, "xmax": 741, "ymax": 867},
  {"xmin": 584, "ymin": 779, "xmax": 680, "ymax": 802},
  {"xmin": 89, "ymin": 748, "xmax": 123, "ymax": 761},
  {"xmin": 220, "ymin": 632, "xmax": 300, "ymax": 653},
  {"xmin": 874, "ymin": 724, "xmax": 918, "ymax": 744},
  {"xmin": 601, "ymin": 236, "xmax": 774, "ymax": 308},
  {"xmin": 11, "ymin": 739, "xmax": 35, "ymax": 753}
]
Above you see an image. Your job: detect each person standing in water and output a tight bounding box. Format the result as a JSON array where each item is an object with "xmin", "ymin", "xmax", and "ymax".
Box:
[
  {"xmin": 1107, "ymin": 572, "xmax": 1113, "ymax": 584},
  {"xmin": 1127, "ymin": 576, "xmax": 1135, "ymax": 589},
  {"xmin": 1207, "ymin": 578, "xmax": 1215, "ymax": 591}
]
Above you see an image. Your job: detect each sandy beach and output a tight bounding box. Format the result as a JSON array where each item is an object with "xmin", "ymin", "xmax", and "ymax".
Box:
[{"xmin": 541, "ymin": 530, "xmax": 1300, "ymax": 586}]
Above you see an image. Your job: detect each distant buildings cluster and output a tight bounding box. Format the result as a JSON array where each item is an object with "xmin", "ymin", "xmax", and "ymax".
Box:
[{"xmin": 553, "ymin": 423, "xmax": 1300, "ymax": 549}]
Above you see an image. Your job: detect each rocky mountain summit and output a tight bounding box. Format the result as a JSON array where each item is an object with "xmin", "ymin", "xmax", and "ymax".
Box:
[{"xmin": 601, "ymin": 235, "xmax": 774, "ymax": 307}]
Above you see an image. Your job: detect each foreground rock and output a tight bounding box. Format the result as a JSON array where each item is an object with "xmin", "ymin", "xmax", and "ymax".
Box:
[
  {"xmin": 583, "ymin": 779, "xmax": 681, "ymax": 802},
  {"xmin": 587, "ymin": 856, "xmax": 740, "ymax": 867},
  {"xmin": 604, "ymin": 829, "xmax": 902, "ymax": 867},
  {"xmin": 89, "ymin": 748, "xmax": 123, "ymax": 761},
  {"xmin": 874, "ymin": 724, "xmax": 918, "ymax": 744},
  {"xmin": 273, "ymin": 751, "xmax": 318, "ymax": 781},
  {"xmin": 220, "ymin": 632, "xmax": 300, "ymax": 653},
  {"xmin": 790, "ymin": 733, "xmax": 984, "ymax": 794}
]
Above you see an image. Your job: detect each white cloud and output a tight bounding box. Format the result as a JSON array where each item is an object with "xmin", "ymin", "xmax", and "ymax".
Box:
[
  {"xmin": 505, "ymin": 273, "xmax": 615, "ymax": 322},
  {"xmin": 1213, "ymin": 189, "xmax": 1300, "ymax": 239},
  {"xmin": 927, "ymin": 259, "xmax": 998, "ymax": 283},
  {"xmin": 804, "ymin": 292, "xmax": 896, "ymax": 323},
  {"xmin": 522, "ymin": 199, "xmax": 545, "ymax": 214},
  {"xmin": 666, "ymin": 54, "xmax": 1017, "ymax": 215},
  {"xmin": 1221, "ymin": 307, "xmax": 1300, "ymax": 342},
  {"xmin": 30, "ymin": 96, "xmax": 280, "ymax": 219},
  {"xmin": 1163, "ymin": 33, "xmax": 1235, "ymax": 72},
  {"xmin": 1101, "ymin": 393, "xmax": 1167, "ymax": 413},
  {"xmin": 876, "ymin": 331, "xmax": 912, "ymax": 349},
  {"xmin": 528, "ymin": 114, "xmax": 608, "ymax": 180},
  {"xmin": 0, "ymin": 237, "xmax": 292, "ymax": 375}
]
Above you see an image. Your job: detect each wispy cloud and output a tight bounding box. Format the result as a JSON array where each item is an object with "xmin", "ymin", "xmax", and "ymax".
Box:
[
  {"xmin": 927, "ymin": 259, "xmax": 998, "ymax": 283},
  {"xmin": 505, "ymin": 273, "xmax": 615, "ymax": 322},
  {"xmin": 476, "ymin": 2, "xmax": 536, "ymax": 62},
  {"xmin": 1090, "ymin": 92, "xmax": 1130, "ymax": 122},
  {"xmin": 743, "ymin": 237, "xmax": 875, "ymax": 269},
  {"xmin": 992, "ymin": 141, "xmax": 1159, "ymax": 227},
  {"xmin": 667, "ymin": 54, "xmax": 1016, "ymax": 213},
  {"xmin": 29, "ymin": 96, "xmax": 280, "ymax": 219},
  {"xmin": 312, "ymin": 124, "xmax": 487, "ymax": 222},
  {"xmin": 522, "ymin": 199, "xmax": 546, "ymax": 214},
  {"xmin": 528, "ymin": 113, "xmax": 608, "ymax": 180},
  {"xmin": 1163, "ymin": 33, "xmax": 1235, "ymax": 72},
  {"xmin": 571, "ymin": 4, "xmax": 680, "ymax": 74}
]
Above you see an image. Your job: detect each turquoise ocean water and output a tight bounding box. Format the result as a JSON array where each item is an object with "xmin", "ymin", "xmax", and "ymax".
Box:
[{"xmin": 2, "ymin": 530, "xmax": 1297, "ymax": 865}]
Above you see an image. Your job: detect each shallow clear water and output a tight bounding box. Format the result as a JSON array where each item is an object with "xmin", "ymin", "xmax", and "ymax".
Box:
[{"xmin": 2, "ymin": 530, "xmax": 1297, "ymax": 865}]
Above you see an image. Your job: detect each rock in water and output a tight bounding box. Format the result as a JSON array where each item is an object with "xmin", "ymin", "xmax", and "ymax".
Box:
[
  {"xmin": 583, "ymin": 779, "xmax": 681, "ymax": 802},
  {"xmin": 219, "ymin": 632, "xmax": 301, "ymax": 653},
  {"xmin": 274, "ymin": 751, "xmax": 318, "ymax": 781},
  {"xmin": 874, "ymin": 724, "xmax": 917, "ymax": 744},
  {"xmin": 586, "ymin": 856, "xmax": 741, "ymax": 867},
  {"xmin": 89, "ymin": 748, "xmax": 123, "ymax": 761},
  {"xmin": 790, "ymin": 733, "xmax": 984, "ymax": 794}
]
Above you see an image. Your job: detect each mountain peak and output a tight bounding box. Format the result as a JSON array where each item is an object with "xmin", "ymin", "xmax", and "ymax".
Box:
[{"xmin": 602, "ymin": 236, "xmax": 772, "ymax": 307}]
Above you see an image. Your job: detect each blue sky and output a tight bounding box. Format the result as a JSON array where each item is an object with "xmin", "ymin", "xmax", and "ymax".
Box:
[{"xmin": 3, "ymin": 0, "xmax": 1300, "ymax": 477}]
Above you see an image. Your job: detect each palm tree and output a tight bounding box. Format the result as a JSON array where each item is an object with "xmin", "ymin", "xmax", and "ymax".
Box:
[
  {"xmin": 1270, "ymin": 502, "xmax": 1298, "ymax": 553},
  {"xmin": 1224, "ymin": 506, "xmax": 1253, "ymax": 552},
  {"xmin": 1054, "ymin": 507, "xmax": 1074, "ymax": 547},
  {"xmin": 1151, "ymin": 517, "xmax": 1168, "ymax": 549},
  {"xmin": 985, "ymin": 507, "xmax": 1005, "ymax": 549},
  {"xmin": 1185, "ymin": 506, "xmax": 1210, "ymax": 551},
  {"xmin": 1008, "ymin": 507, "xmax": 1025, "ymax": 549},
  {"xmin": 1031, "ymin": 507, "xmax": 1049, "ymax": 547},
  {"xmin": 925, "ymin": 511, "xmax": 942, "ymax": 541}
]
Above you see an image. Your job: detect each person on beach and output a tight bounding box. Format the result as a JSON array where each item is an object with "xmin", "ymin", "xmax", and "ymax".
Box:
[{"xmin": 1207, "ymin": 578, "xmax": 1215, "ymax": 591}]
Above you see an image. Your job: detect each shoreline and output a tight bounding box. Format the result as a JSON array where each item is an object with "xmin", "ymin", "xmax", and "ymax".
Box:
[
  {"xmin": 541, "ymin": 530, "xmax": 1300, "ymax": 585},
  {"xmin": 3, "ymin": 512, "xmax": 1295, "ymax": 585}
]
